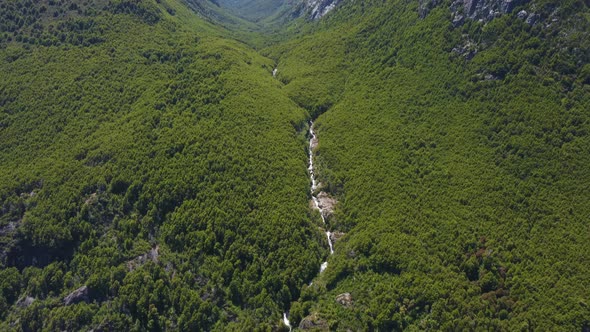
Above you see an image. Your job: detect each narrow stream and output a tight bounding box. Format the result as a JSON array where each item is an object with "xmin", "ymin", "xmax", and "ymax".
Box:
[
  {"xmin": 282, "ymin": 121, "xmax": 335, "ymax": 329},
  {"xmin": 309, "ymin": 122, "xmax": 335, "ymax": 264}
]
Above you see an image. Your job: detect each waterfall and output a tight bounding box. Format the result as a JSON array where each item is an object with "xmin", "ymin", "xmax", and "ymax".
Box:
[
  {"xmin": 283, "ymin": 312, "xmax": 292, "ymax": 331},
  {"xmin": 308, "ymin": 121, "xmax": 334, "ymax": 272},
  {"xmin": 282, "ymin": 121, "xmax": 335, "ymax": 328}
]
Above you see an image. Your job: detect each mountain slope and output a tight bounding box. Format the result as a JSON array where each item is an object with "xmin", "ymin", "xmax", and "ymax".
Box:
[
  {"xmin": 0, "ymin": 0, "xmax": 326, "ymax": 330},
  {"xmin": 1, "ymin": 0, "xmax": 589, "ymax": 330},
  {"xmin": 265, "ymin": 0, "xmax": 590, "ymax": 330}
]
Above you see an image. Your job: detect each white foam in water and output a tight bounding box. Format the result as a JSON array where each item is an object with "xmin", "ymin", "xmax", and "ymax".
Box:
[
  {"xmin": 283, "ymin": 312, "xmax": 292, "ymax": 331},
  {"xmin": 326, "ymin": 231, "xmax": 334, "ymax": 254}
]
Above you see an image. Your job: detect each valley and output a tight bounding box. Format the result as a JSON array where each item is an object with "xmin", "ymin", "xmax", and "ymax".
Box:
[{"xmin": 1, "ymin": 0, "xmax": 590, "ymax": 330}]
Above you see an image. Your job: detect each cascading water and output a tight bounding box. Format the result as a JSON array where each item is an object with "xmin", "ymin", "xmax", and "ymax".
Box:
[
  {"xmin": 283, "ymin": 121, "xmax": 336, "ymax": 327},
  {"xmin": 308, "ymin": 122, "xmax": 334, "ymax": 267},
  {"xmin": 283, "ymin": 312, "xmax": 292, "ymax": 331}
]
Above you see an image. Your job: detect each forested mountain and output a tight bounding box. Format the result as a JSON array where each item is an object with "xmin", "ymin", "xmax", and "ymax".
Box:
[
  {"xmin": 265, "ymin": 0, "xmax": 590, "ymax": 329},
  {"xmin": 1, "ymin": 0, "xmax": 589, "ymax": 330}
]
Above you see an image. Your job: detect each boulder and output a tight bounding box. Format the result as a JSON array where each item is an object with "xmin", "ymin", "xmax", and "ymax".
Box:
[
  {"xmin": 299, "ymin": 313, "xmax": 329, "ymax": 330},
  {"xmin": 317, "ymin": 192, "xmax": 337, "ymax": 216},
  {"xmin": 84, "ymin": 193, "xmax": 98, "ymax": 205},
  {"xmin": 517, "ymin": 10, "xmax": 528, "ymax": 19},
  {"xmin": 310, "ymin": 135, "xmax": 318, "ymax": 150},
  {"xmin": 335, "ymin": 293, "xmax": 353, "ymax": 307},
  {"xmin": 64, "ymin": 285, "xmax": 89, "ymax": 306},
  {"xmin": 330, "ymin": 231, "xmax": 346, "ymax": 243}
]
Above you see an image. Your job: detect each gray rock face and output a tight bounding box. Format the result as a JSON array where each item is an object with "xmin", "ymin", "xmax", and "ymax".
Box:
[
  {"xmin": 335, "ymin": 292, "xmax": 353, "ymax": 307},
  {"xmin": 64, "ymin": 286, "xmax": 89, "ymax": 306},
  {"xmin": 305, "ymin": 0, "xmax": 341, "ymax": 20},
  {"xmin": 464, "ymin": 0, "xmax": 480, "ymax": 16},
  {"xmin": 451, "ymin": 0, "xmax": 530, "ymax": 22},
  {"xmin": 422, "ymin": 0, "xmax": 531, "ymax": 23},
  {"xmin": 0, "ymin": 220, "xmax": 19, "ymax": 267}
]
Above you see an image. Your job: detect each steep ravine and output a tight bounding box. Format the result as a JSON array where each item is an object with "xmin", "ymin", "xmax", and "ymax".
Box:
[
  {"xmin": 308, "ymin": 121, "xmax": 335, "ymax": 263},
  {"xmin": 283, "ymin": 120, "xmax": 338, "ymax": 330},
  {"xmin": 270, "ymin": 65, "xmax": 338, "ymax": 329}
]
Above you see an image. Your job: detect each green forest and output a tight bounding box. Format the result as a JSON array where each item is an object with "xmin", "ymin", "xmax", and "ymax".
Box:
[{"xmin": 1, "ymin": 0, "xmax": 589, "ymax": 330}]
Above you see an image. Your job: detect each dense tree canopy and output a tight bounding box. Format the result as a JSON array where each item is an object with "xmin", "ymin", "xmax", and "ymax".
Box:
[
  {"xmin": 265, "ymin": 0, "xmax": 590, "ymax": 330},
  {"xmin": 1, "ymin": 0, "xmax": 589, "ymax": 330}
]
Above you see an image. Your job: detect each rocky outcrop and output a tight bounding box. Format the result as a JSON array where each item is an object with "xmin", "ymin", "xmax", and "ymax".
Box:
[
  {"xmin": 420, "ymin": 0, "xmax": 535, "ymax": 26},
  {"xmin": 84, "ymin": 192, "xmax": 98, "ymax": 205},
  {"xmin": 0, "ymin": 221, "xmax": 17, "ymax": 236},
  {"xmin": 452, "ymin": 14, "xmax": 465, "ymax": 27},
  {"xmin": 16, "ymin": 296, "xmax": 35, "ymax": 308},
  {"xmin": 305, "ymin": 0, "xmax": 341, "ymax": 20},
  {"xmin": 335, "ymin": 292, "xmax": 353, "ymax": 307},
  {"xmin": 525, "ymin": 12, "xmax": 539, "ymax": 25},
  {"xmin": 516, "ymin": 10, "xmax": 540, "ymax": 25},
  {"xmin": 451, "ymin": 0, "xmax": 531, "ymax": 23},
  {"xmin": 452, "ymin": 37, "xmax": 478, "ymax": 60},
  {"xmin": 64, "ymin": 286, "xmax": 89, "ymax": 306},
  {"xmin": 316, "ymin": 192, "xmax": 337, "ymax": 217},
  {"xmin": 330, "ymin": 231, "xmax": 345, "ymax": 244},
  {"xmin": 127, "ymin": 245, "xmax": 159, "ymax": 271},
  {"xmin": 299, "ymin": 313, "xmax": 329, "ymax": 330}
]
